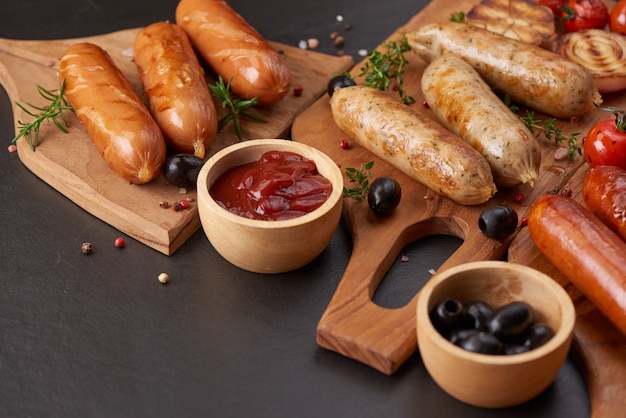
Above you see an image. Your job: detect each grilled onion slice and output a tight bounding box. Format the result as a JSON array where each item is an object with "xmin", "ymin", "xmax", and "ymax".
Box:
[{"xmin": 551, "ymin": 29, "xmax": 626, "ymax": 94}]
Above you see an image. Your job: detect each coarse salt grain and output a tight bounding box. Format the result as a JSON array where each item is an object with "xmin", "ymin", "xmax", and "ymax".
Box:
[
  {"xmin": 298, "ymin": 40, "xmax": 308, "ymax": 49},
  {"xmin": 358, "ymin": 49, "xmax": 368, "ymax": 57},
  {"xmin": 336, "ymin": 15, "xmax": 344, "ymax": 22},
  {"xmin": 8, "ymin": 144, "xmax": 17, "ymax": 153},
  {"xmin": 121, "ymin": 47, "xmax": 134, "ymax": 57},
  {"xmin": 307, "ymin": 38, "xmax": 319, "ymax": 49}
]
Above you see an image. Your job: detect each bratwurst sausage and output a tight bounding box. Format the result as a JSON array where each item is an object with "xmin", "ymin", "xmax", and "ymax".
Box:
[
  {"xmin": 422, "ymin": 55, "xmax": 540, "ymax": 187},
  {"xmin": 528, "ymin": 194, "xmax": 626, "ymax": 337},
  {"xmin": 134, "ymin": 21, "xmax": 218, "ymax": 159},
  {"xmin": 175, "ymin": 0, "xmax": 291, "ymax": 106},
  {"xmin": 582, "ymin": 165, "xmax": 626, "ymax": 242},
  {"xmin": 407, "ymin": 22, "xmax": 602, "ymax": 119},
  {"xmin": 330, "ymin": 85, "xmax": 497, "ymax": 205},
  {"xmin": 59, "ymin": 42, "xmax": 166, "ymax": 184}
]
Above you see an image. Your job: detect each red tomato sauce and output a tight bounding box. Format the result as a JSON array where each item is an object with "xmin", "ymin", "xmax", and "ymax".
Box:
[{"xmin": 209, "ymin": 150, "xmax": 333, "ymax": 221}]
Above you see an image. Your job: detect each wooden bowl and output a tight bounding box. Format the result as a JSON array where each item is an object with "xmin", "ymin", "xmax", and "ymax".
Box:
[
  {"xmin": 196, "ymin": 139, "xmax": 343, "ymax": 274},
  {"xmin": 416, "ymin": 260, "xmax": 575, "ymax": 408}
]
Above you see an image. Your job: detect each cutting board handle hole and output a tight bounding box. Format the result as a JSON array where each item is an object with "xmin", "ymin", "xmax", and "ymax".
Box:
[{"xmin": 372, "ymin": 234, "xmax": 462, "ymax": 309}]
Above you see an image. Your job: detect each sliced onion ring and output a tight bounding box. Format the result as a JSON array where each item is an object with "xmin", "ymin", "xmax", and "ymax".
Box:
[{"xmin": 551, "ymin": 29, "xmax": 626, "ymax": 94}]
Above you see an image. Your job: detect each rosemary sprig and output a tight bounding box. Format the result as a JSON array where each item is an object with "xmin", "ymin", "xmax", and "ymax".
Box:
[
  {"xmin": 12, "ymin": 79, "xmax": 73, "ymax": 151},
  {"xmin": 504, "ymin": 95, "xmax": 582, "ymax": 159},
  {"xmin": 359, "ymin": 38, "xmax": 415, "ymax": 105},
  {"xmin": 209, "ymin": 76, "xmax": 266, "ymax": 140},
  {"xmin": 343, "ymin": 160, "xmax": 374, "ymax": 202}
]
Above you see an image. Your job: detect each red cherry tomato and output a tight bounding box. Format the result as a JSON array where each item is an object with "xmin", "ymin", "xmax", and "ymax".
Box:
[
  {"xmin": 584, "ymin": 108, "xmax": 626, "ymax": 170},
  {"xmin": 610, "ymin": 0, "xmax": 626, "ymax": 35},
  {"xmin": 561, "ymin": 0, "xmax": 609, "ymax": 32},
  {"xmin": 538, "ymin": 0, "xmax": 566, "ymax": 14}
]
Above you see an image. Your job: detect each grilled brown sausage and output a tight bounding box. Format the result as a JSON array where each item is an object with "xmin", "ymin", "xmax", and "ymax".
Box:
[
  {"xmin": 134, "ymin": 21, "xmax": 218, "ymax": 159},
  {"xmin": 175, "ymin": 0, "xmax": 291, "ymax": 106},
  {"xmin": 59, "ymin": 42, "xmax": 166, "ymax": 184}
]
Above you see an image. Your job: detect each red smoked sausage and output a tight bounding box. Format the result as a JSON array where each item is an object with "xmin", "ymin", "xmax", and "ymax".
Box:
[
  {"xmin": 582, "ymin": 165, "xmax": 626, "ymax": 242},
  {"xmin": 528, "ymin": 194, "xmax": 626, "ymax": 337}
]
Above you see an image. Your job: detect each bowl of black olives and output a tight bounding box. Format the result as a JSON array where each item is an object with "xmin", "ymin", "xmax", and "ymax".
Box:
[{"xmin": 416, "ymin": 260, "xmax": 575, "ymax": 409}]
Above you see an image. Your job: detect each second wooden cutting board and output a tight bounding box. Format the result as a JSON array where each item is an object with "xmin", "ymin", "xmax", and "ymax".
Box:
[{"xmin": 292, "ymin": 1, "xmax": 626, "ymax": 416}]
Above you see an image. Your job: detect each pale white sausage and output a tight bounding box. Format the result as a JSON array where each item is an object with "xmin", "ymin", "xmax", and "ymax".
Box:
[
  {"xmin": 422, "ymin": 55, "xmax": 540, "ymax": 187},
  {"xmin": 407, "ymin": 22, "xmax": 602, "ymax": 119},
  {"xmin": 330, "ymin": 85, "xmax": 497, "ymax": 205}
]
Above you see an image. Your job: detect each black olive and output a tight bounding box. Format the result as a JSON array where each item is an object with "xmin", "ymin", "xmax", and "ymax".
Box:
[
  {"xmin": 487, "ymin": 301, "xmax": 535, "ymax": 343},
  {"xmin": 478, "ymin": 205, "xmax": 518, "ymax": 239},
  {"xmin": 429, "ymin": 298, "xmax": 472, "ymax": 338},
  {"xmin": 464, "ymin": 300, "xmax": 494, "ymax": 330},
  {"xmin": 524, "ymin": 323, "xmax": 555, "ymax": 349},
  {"xmin": 503, "ymin": 344, "xmax": 531, "ymax": 355},
  {"xmin": 327, "ymin": 74, "xmax": 356, "ymax": 97},
  {"xmin": 449, "ymin": 328, "xmax": 480, "ymax": 345},
  {"xmin": 163, "ymin": 154, "xmax": 204, "ymax": 189},
  {"xmin": 456, "ymin": 331, "xmax": 502, "ymax": 355},
  {"xmin": 367, "ymin": 176, "xmax": 402, "ymax": 215}
]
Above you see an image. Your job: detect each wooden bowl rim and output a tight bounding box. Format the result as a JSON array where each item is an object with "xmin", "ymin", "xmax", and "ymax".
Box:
[
  {"xmin": 197, "ymin": 138, "xmax": 344, "ymax": 229},
  {"xmin": 417, "ymin": 260, "xmax": 576, "ymax": 365}
]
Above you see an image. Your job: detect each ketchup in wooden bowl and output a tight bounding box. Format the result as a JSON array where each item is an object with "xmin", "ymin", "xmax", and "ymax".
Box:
[
  {"xmin": 209, "ymin": 150, "xmax": 333, "ymax": 221},
  {"xmin": 196, "ymin": 139, "xmax": 343, "ymax": 274}
]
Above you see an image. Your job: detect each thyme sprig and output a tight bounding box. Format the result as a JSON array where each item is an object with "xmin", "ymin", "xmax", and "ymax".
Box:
[
  {"xmin": 359, "ymin": 38, "xmax": 415, "ymax": 105},
  {"xmin": 450, "ymin": 11, "xmax": 466, "ymax": 22},
  {"xmin": 343, "ymin": 160, "xmax": 374, "ymax": 202},
  {"xmin": 505, "ymin": 96, "xmax": 582, "ymax": 159},
  {"xmin": 12, "ymin": 79, "xmax": 73, "ymax": 151},
  {"xmin": 209, "ymin": 76, "xmax": 267, "ymax": 140}
]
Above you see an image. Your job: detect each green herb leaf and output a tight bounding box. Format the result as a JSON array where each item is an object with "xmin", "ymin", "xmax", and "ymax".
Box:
[
  {"xmin": 12, "ymin": 79, "xmax": 73, "ymax": 151},
  {"xmin": 209, "ymin": 76, "xmax": 267, "ymax": 140},
  {"xmin": 342, "ymin": 160, "xmax": 375, "ymax": 202},
  {"xmin": 506, "ymin": 95, "xmax": 582, "ymax": 159},
  {"xmin": 358, "ymin": 38, "xmax": 415, "ymax": 105},
  {"xmin": 450, "ymin": 11, "xmax": 466, "ymax": 22}
]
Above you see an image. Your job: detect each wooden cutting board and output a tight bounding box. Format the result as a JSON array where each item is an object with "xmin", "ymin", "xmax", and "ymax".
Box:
[
  {"xmin": 292, "ymin": 0, "xmax": 626, "ymax": 414},
  {"xmin": 0, "ymin": 28, "xmax": 353, "ymax": 255}
]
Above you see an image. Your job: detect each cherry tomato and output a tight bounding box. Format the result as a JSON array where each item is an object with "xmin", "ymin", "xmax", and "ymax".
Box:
[
  {"xmin": 610, "ymin": 0, "xmax": 626, "ymax": 35},
  {"xmin": 538, "ymin": 0, "xmax": 566, "ymax": 14},
  {"xmin": 584, "ymin": 107, "xmax": 626, "ymax": 170},
  {"xmin": 561, "ymin": 0, "xmax": 609, "ymax": 32}
]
